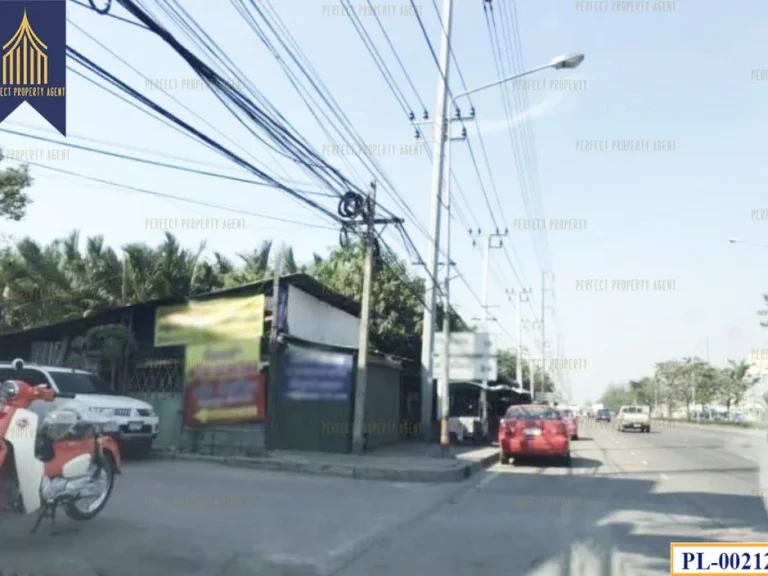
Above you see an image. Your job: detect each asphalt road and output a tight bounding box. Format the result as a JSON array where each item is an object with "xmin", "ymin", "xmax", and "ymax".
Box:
[{"xmin": 2, "ymin": 421, "xmax": 768, "ymax": 575}]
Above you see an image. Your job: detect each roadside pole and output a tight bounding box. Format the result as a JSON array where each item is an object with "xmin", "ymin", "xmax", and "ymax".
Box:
[
  {"xmin": 517, "ymin": 290, "xmax": 531, "ymax": 395},
  {"xmin": 352, "ymin": 183, "xmax": 377, "ymax": 455},
  {"xmin": 474, "ymin": 231, "xmax": 507, "ymax": 428},
  {"xmin": 540, "ymin": 271, "xmax": 546, "ymax": 401},
  {"xmin": 266, "ymin": 243, "xmax": 284, "ymax": 452},
  {"xmin": 419, "ymin": 0, "xmax": 455, "ymax": 441}
]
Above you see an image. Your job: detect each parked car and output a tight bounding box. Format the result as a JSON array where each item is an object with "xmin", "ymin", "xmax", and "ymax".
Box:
[
  {"xmin": 498, "ymin": 404, "xmax": 571, "ymax": 466},
  {"xmin": 0, "ymin": 360, "xmax": 159, "ymax": 456},
  {"xmin": 616, "ymin": 405, "xmax": 651, "ymax": 433},
  {"xmin": 596, "ymin": 408, "xmax": 611, "ymax": 422},
  {"xmin": 559, "ymin": 408, "xmax": 579, "ymax": 440}
]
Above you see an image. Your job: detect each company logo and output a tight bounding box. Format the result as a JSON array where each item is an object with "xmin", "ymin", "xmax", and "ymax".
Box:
[{"xmin": 0, "ymin": 1, "xmax": 67, "ymax": 135}]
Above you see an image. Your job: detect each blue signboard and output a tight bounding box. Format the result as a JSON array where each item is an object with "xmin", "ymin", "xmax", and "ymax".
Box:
[{"xmin": 281, "ymin": 344, "xmax": 354, "ymax": 401}]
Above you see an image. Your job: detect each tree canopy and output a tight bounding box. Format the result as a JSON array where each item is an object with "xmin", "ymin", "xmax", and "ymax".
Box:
[
  {"xmin": 598, "ymin": 357, "xmax": 759, "ymax": 416},
  {"xmin": 0, "ymin": 150, "xmax": 32, "ymax": 221},
  {"xmin": 0, "ymin": 230, "xmax": 557, "ymax": 384}
]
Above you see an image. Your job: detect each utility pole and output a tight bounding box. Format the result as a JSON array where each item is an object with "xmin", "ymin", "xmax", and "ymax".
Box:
[
  {"xmin": 419, "ymin": 0, "xmax": 455, "ymax": 441},
  {"xmin": 540, "ymin": 272, "xmax": 553, "ymax": 400},
  {"xmin": 352, "ymin": 183, "xmax": 377, "ymax": 455},
  {"xmin": 506, "ymin": 288, "xmax": 531, "ymax": 395},
  {"xmin": 470, "ymin": 229, "xmax": 507, "ymax": 430},
  {"xmin": 266, "ymin": 243, "xmax": 285, "ymax": 452},
  {"xmin": 437, "ymin": 121, "xmax": 466, "ymax": 455},
  {"xmin": 345, "ymin": 182, "xmax": 404, "ymax": 454}
]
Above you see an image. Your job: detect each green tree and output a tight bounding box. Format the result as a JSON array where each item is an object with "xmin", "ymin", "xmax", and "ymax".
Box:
[
  {"xmin": 497, "ymin": 349, "xmax": 554, "ymax": 392},
  {"xmin": 628, "ymin": 376, "xmax": 655, "ymax": 407},
  {"xmin": 718, "ymin": 360, "xmax": 757, "ymax": 416},
  {"xmin": 309, "ymin": 240, "xmax": 426, "ymax": 360},
  {"xmin": 599, "ymin": 383, "xmax": 634, "ymax": 412},
  {"xmin": 0, "ymin": 150, "xmax": 32, "ymax": 221}
]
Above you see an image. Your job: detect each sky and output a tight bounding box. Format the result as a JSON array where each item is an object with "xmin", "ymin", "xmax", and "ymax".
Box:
[{"xmin": 1, "ymin": 0, "xmax": 768, "ymax": 405}]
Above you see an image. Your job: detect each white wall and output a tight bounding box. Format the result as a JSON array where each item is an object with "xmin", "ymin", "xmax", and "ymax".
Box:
[{"xmin": 286, "ymin": 284, "xmax": 359, "ymax": 349}]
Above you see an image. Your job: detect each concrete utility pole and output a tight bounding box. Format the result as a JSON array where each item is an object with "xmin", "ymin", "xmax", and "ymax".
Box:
[
  {"xmin": 437, "ymin": 121, "xmax": 467, "ymax": 455},
  {"xmin": 506, "ymin": 288, "xmax": 531, "ymax": 394},
  {"xmin": 421, "ymin": 51, "xmax": 585, "ymax": 438},
  {"xmin": 540, "ymin": 271, "xmax": 554, "ymax": 400},
  {"xmin": 266, "ymin": 243, "xmax": 285, "ymax": 452},
  {"xmin": 470, "ymin": 229, "xmax": 507, "ymax": 427},
  {"xmin": 352, "ymin": 183, "xmax": 377, "ymax": 454},
  {"xmin": 419, "ymin": 0, "xmax": 455, "ymax": 441},
  {"xmin": 518, "ymin": 290, "xmax": 531, "ymax": 395}
]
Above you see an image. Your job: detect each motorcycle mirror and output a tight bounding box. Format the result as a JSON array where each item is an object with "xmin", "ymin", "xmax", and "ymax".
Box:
[{"xmin": 12, "ymin": 358, "xmax": 24, "ymax": 371}]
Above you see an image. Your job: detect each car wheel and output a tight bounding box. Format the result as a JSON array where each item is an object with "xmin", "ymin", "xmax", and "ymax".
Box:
[
  {"xmin": 499, "ymin": 450, "xmax": 510, "ymax": 465},
  {"xmin": 562, "ymin": 453, "xmax": 572, "ymax": 467},
  {"xmin": 646, "ymin": 426, "xmax": 651, "ymax": 433}
]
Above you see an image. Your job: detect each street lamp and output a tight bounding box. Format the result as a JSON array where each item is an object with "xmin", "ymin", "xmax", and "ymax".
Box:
[{"xmin": 436, "ymin": 52, "xmax": 585, "ymax": 443}]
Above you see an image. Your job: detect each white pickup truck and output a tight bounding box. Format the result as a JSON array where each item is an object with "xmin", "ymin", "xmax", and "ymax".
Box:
[{"xmin": 616, "ymin": 405, "xmax": 651, "ymax": 433}]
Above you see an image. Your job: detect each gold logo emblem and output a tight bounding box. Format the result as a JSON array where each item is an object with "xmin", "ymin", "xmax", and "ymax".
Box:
[{"xmin": 2, "ymin": 9, "xmax": 48, "ymax": 86}]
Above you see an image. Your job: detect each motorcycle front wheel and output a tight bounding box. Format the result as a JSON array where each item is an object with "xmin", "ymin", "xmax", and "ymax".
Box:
[{"xmin": 64, "ymin": 457, "xmax": 115, "ymax": 521}]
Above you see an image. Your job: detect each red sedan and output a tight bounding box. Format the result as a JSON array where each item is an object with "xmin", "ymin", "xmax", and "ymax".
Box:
[
  {"xmin": 559, "ymin": 408, "xmax": 579, "ymax": 441},
  {"xmin": 498, "ymin": 404, "xmax": 571, "ymax": 466}
]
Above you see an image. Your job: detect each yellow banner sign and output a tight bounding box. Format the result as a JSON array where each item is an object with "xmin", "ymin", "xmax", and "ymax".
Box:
[
  {"xmin": 183, "ymin": 340, "xmax": 265, "ymax": 426},
  {"xmin": 154, "ymin": 295, "xmax": 265, "ymax": 347},
  {"xmin": 184, "ymin": 340, "xmax": 262, "ymax": 381}
]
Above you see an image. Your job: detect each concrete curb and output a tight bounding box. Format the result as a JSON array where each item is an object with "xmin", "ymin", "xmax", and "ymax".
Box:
[{"xmin": 148, "ymin": 449, "xmax": 499, "ymax": 483}]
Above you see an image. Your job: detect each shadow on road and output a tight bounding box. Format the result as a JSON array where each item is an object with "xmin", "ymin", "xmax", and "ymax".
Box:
[{"xmin": 464, "ymin": 467, "xmax": 768, "ymax": 575}]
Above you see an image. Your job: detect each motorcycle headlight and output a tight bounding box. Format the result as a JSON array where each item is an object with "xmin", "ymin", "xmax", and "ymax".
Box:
[{"xmin": 0, "ymin": 380, "xmax": 20, "ymax": 401}]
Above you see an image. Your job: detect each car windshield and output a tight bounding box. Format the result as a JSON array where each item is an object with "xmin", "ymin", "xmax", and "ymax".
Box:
[
  {"xmin": 505, "ymin": 406, "xmax": 561, "ymax": 420},
  {"xmin": 51, "ymin": 372, "xmax": 114, "ymax": 395},
  {"xmin": 560, "ymin": 410, "xmax": 573, "ymax": 417},
  {"xmin": 623, "ymin": 406, "xmax": 645, "ymax": 414},
  {"xmin": 0, "ymin": 368, "xmax": 50, "ymax": 386},
  {"xmin": 598, "ymin": 410, "xmax": 610, "ymax": 416}
]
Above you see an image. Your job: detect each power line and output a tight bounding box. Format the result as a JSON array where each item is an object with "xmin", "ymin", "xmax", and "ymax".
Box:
[
  {"xmin": 0, "ymin": 127, "xmax": 338, "ymax": 198},
  {"xmin": 26, "ymin": 161, "xmax": 338, "ymax": 229}
]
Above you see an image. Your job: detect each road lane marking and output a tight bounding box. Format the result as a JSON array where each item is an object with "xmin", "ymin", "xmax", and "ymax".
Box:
[
  {"xmin": 630, "ymin": 451, "xmax": 636, "ymax": 456},
  {"xmin": 660, "ymin": 473, "xmax": 669, "ymax": 480},
  {"xmin": 474, "ymin": 471, "xmax": 501, "ymax": 491},
  {"xmin": 641, "ymin": 460, "xmax": 648, "ymax": 465}
]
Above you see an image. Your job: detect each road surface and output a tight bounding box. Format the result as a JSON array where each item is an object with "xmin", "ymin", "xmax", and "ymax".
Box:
[{"xmin": 2, "ymin": 422, "xmax": 767, "ymax": 575}]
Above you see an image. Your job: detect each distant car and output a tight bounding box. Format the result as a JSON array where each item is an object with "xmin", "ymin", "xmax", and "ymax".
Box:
[
  {"xmin": 498, "ymin": 404, "xmax": 571, "ymax": 466},
  {"xmin": 616, "ymin": 405, "xmax": 651, "ymax": 433},
  {"xmin": 559, "ymin": 408, "xmax": 579, "ymax": 440},
  {"xmin": 596, "ymin": 409, "xmax": 611, "ymax": 422}
]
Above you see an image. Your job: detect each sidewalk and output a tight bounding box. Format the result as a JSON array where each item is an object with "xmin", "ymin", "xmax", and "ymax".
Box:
[{"xmin": 151, "ymin": 441, "xmax": 499, "ymax": 483}]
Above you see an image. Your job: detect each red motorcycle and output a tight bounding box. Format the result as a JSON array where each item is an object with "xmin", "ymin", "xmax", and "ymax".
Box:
[{"xmin": 0, "ymin": 367, "xmax": 122, "ymax": 535}]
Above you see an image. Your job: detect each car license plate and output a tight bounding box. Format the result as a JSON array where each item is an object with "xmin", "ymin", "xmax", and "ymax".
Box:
[
  {"xmin": 128, "ymin": 421, "xmax": 143, "ymax": 432},
  {"xmin": 524, "ymin": 428, "xmax": 541, "ymax": 436}
]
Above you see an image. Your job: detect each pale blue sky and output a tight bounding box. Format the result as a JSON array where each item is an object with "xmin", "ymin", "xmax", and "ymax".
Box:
[{"xmin": 1, "ymin": 0, "xmax": 767, "ymax": 404}]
